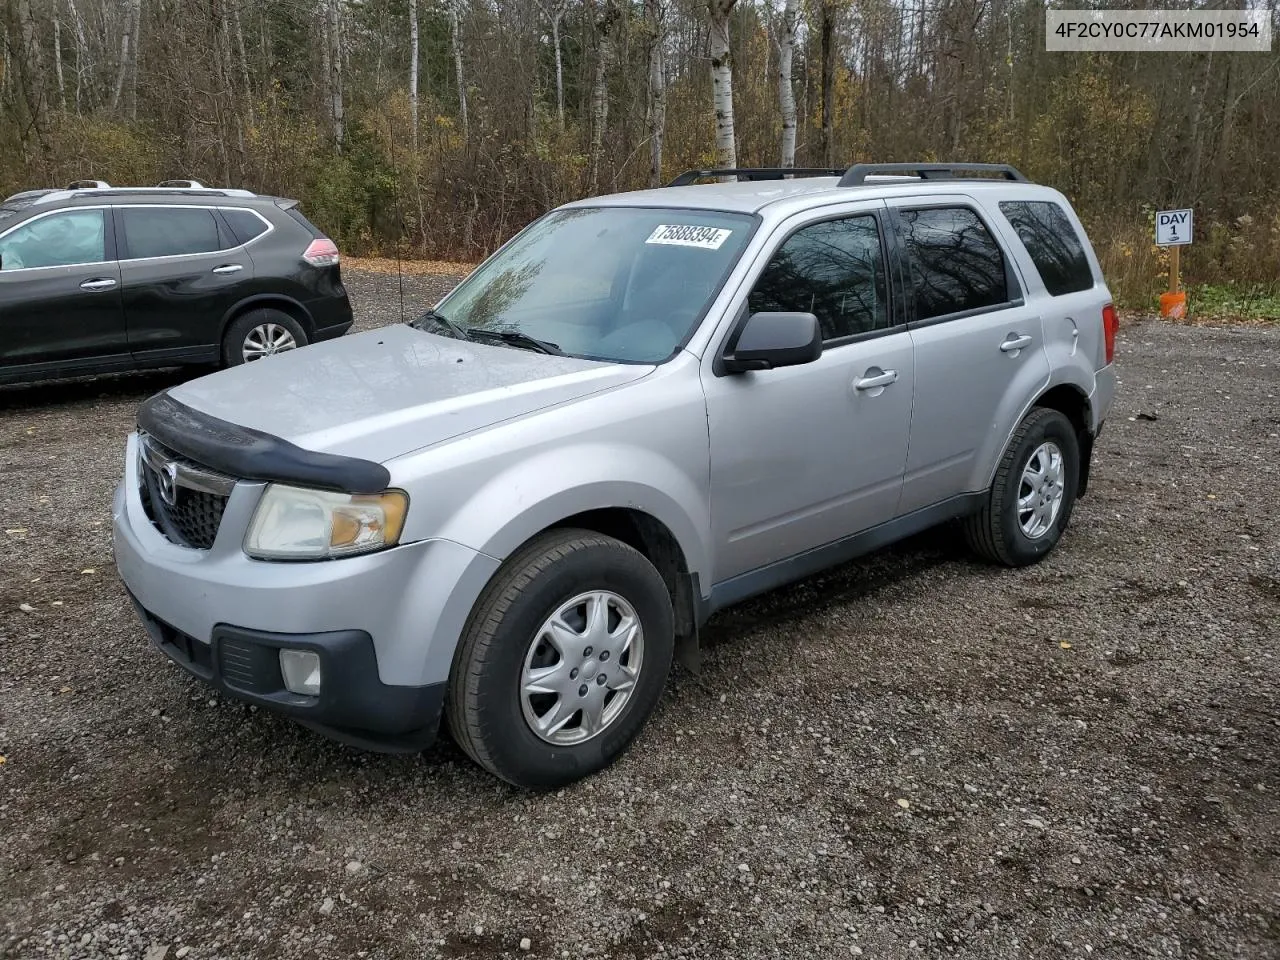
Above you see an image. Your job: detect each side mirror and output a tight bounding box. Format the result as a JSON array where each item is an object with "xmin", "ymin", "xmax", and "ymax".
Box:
[{"xmin": 722, "ymin": 311, "xmax": 822, "ymax": 373}]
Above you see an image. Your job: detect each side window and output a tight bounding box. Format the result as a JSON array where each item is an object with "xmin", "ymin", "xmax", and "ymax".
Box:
[
  {"xmin": 0, "ymin": 209, "xmax": 106, "ymax": 270},
  {"xmin": 999, "ymin": 200, "xmax": 1094, "ymax": 296},
  {"xmin": 748, "ymin": 215, "xmax": 889, "ymax": 341},
  {"xmin": 122, "ymin": 208, "xmax": 223, "ymax": 259},
  {"xmin": 899, "ymin": 207, "xmax": 1009, "ymax": 321},
  {"xmin": 221, "ymin": 208, "xmax": 270, "ymax": 245}
]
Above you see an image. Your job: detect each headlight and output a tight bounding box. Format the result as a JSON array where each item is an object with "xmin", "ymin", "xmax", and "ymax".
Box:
[{"xmin": 244, "ymin": 484, "xmax": 408, "ymax": 560}]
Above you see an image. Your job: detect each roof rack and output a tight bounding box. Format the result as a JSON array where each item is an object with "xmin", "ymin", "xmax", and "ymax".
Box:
[
  {"xmin": 837, "ymin": 163, "xmax": 1027, "ymax": 187},
  {"xmin": 157, "ymin": 179, "xmax": 208, "ymax": 188},
  {"xmin": 67, "ymin": 179, "xmax": 111, "ymax": 190},
  {"xmin": 668, "ymin": 167, "xmax": 844, "ymax": 187}
]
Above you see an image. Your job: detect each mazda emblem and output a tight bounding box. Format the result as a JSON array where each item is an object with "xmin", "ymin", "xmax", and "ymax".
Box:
[{"xmin": 158, "ymin": 461, "xmax": 180, "ymax": 506}]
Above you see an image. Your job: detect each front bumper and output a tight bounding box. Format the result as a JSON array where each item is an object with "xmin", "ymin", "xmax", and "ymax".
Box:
[
  {"xmin": 128, "ymin": 592, "xmax": 445, "ymax": 752},
  {"xmin": 112, "ymin": 432, "xmax": 501, "ymax": 750}
]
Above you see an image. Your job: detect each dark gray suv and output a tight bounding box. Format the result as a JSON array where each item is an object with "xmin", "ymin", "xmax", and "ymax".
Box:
[{"xmin": 0, "ymin": 179, "xmax": 353, "ymax": 385}]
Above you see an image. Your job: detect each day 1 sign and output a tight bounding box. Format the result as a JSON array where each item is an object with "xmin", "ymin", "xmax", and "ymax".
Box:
[{"xmin": 1156, "ymin": 209, "xmax": 1192, "ymax": 246}]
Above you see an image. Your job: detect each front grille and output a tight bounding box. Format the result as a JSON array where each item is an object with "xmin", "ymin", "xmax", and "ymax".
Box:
[{"xmin": 138, "ymin": 434, "xmax": 235, "ymax": 550}]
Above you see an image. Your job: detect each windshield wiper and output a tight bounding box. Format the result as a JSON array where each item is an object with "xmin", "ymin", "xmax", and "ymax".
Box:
[
  {"xmin": 410, "ymin": 309, "xmax": 472, "ymax": 342},
  {"xmin": 467, "ymin": 328, "xmax": 564, "ymax": 356}
]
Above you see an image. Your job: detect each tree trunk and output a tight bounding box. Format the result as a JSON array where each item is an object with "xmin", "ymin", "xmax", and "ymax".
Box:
[
  {"xmin": 408, "ymin": 0, "xmax": 419, "ymax": 148},
  {"xmin": 775, "ymin": 0, "xmax": 798, "ymax": 167},
  {"xmin": 708, "ymin": 0, "xmax": 738, "ymax": 177},
  {"xmin": 326, "ymin": 0, "xmax": 344, "ymax": 146},
  {"xmin": 54, "ymin": 16, "xmax": 66, "ymax": 109},
  {"xmin": 819, "ymin": 0, "xmax": 834, "ymax": 167},
  {"xmin": 588, "ymin": 1, "xmax": 618, "ymax": 194},
  {"xmin": 66, "ymin": 0, "xmax": 88, "ymax": 112},
  {"xmin": 644, "ymin": 0, "xmax": 665, "ymax": 187},
  {"xmin": 551, "ymin": 9, "xmax": 565, "ymax": 132},
  {"xmin": 110, "ymin": 0, "xmax": 134, "ymax": 115},
  {"xmin": 449, "ymin": 0, "xmax": 468, "ymax": 139},
  {"xmin": 231, "ymin": 0, "xmax": 254, "ymax": 124}
]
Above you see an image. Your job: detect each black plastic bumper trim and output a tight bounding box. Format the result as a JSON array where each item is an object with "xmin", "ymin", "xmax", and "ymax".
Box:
[
  {"xmin": 137, "ymin": 391, "xmax": 391, "ymax": 494},
  {"xmin": 127, "ymin": 591, "xmax": 443, "ymax": 753}
]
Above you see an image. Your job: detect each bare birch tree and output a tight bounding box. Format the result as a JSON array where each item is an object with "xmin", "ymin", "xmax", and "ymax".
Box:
[
  {"xmin": 408, "ymin": 0, "xmax": 419, "ymax": 148},
  {"xmin": 774, "ymin": 0, "xmax": 798, "ymax": 166},
  {"xmin": 588, "ymin": 0, "xmax": 620, "ymax": 193},
  {"xmin": 644, "ymin": 0, "xmax": 666, "ymax": 187},
  {"xmin": 707, "ymin": 0, "xmax": 738, "ymax": 176},
  {"xmin": 448, "ymin": 0, "xmax": 468, "ymax": 140}
]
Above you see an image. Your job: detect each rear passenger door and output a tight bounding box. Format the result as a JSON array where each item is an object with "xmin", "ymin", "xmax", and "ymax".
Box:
[
  {"xmin": 116, "ymin": 205, "xmax": 255, "ymax": 362},
  {"xmin": 888, "ymin": 197, "xmax": 1050, "ymax": 515}
]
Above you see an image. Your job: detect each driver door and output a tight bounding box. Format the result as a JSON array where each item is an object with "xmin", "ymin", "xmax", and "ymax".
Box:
[
  {"xmin": 701, "ymin": 204, "xmax": 914, "ymax": 590},
  {"xmin": 0, "ymin": 206, "xmax": 126, "ymax": 374}
]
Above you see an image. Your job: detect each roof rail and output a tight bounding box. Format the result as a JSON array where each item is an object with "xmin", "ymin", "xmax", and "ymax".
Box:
[
  {"xmin": 67, "ymin": 179, "xmax": 111, "ymax": 190},
  {"xmin": 156, "ymin": 179, "xmax": 208, "ymax": 189},
  {"xmin": 837, "ymin": 163, "xmax": 1027, "ymax": 187},
  {"xmin": 668, "ymin": 167, "xmax": 845, "ymax": 187}
]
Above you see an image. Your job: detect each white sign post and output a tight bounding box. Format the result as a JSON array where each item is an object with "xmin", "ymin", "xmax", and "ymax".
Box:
[{"xmin": 1155, "ymin": 208, "xmax": 1192, "ymax": 316}]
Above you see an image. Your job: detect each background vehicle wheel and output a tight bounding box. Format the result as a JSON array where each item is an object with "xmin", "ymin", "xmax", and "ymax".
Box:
[
  {"xmin": 222, "ymin": 308, "xmax": 308, "ymax": 366},
  {"xmin": 446, "ymin": 528, "xmax": 675, "ymax": 790},
  {"xmin": 964, "ymin": 407, "xmax": 1080, "ymax": 567}
]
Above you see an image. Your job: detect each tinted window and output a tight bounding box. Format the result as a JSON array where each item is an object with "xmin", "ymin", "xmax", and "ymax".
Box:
[
  {"xmin": 221, "ymin": 208, "xmax": 269, "ymax": 245},
  {"xmin": 285, "ymin": 206, "xmax": 323, "ymax": 237},
  {"xmin": 0, "ymin": 209, "xmax": 106, "ymax": 270},
  {"xmin": 999, "ymin": 200, "xmax": 1093, "ymax": 296},
  {"xmin": 900, "ymin": 207, "xmax": 1009, "ymax": 321},
  {"xmin": 748, "ymin": 215, "xmax": 889, "ymax": 340},
  {"xmin": 122, "ymin": 207, "xmax": 222, "ymax": 259}
]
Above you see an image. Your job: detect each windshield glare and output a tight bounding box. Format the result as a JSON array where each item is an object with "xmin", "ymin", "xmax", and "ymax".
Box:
[{"xmin": 432, "ymin": 207, "xmax": 755, "ymax": 363}]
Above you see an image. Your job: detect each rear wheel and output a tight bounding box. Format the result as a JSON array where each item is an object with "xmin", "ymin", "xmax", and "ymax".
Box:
[
  {"xmin": 222, "ymin": 308, "xmax": 308, "ymax": 367},
  {"xmin": 446, "ymin": 529, "xmax": 674, "ymax": 789},
  {"xmin": 964, "ymin": 407, "xmax": 1080, "ymax": 566}
]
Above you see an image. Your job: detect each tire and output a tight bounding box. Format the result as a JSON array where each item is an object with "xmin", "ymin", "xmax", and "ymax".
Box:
[
  {"xmin": 221, "ymin": 308, "xmax": 308, "ymax": 367},
  {"xmin": 446, "ymin": 528, "xmax": 675, "ymax": 790},
  {"xmin": 964, "ymin": 407, "xmax": 1080, "ymax": 567}
]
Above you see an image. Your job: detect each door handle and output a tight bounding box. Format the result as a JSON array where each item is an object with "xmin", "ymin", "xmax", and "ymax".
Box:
[
  {"xmin": 1000, "ymin": 334, "xmax": 1033, "ymax": 353},
  {"xmin": 854, "ymin": 369, "xmax": 898, "ymax": 391},
  {"xmin": 79, "ymin": 278, "xmax": 117, "ymax": 291},
  {"xmin": 212, "ymin": 264, "xmax": 244, "ymax": 275}
]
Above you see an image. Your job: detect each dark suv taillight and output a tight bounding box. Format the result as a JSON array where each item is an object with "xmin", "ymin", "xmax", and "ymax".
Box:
[
  {"xmin": 1102, "ymin": 302, "xmax": 1118, "ymax": 365},
  {"xmin": 302, "ymin": 238, "xmax": 340, "ymax": 268}
]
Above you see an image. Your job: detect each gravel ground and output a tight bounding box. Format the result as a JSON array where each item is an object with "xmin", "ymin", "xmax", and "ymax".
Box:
[{"xmin": 2, "ymin": 271, "xmax": 1278, "ymax": 960}]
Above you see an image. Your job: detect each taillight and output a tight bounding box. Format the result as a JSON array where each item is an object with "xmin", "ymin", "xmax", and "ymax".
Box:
[
  {"xmin": 1102, "ymin": 302, "xmax": 1118, "ymax": 365},
  {"xmin": 302, "ymin": 238, "xmax": 340, "ymax": 267}
]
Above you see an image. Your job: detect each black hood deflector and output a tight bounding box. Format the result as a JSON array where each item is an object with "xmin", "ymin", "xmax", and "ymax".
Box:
[{"xmin": 137, "ymin": 391, "xmax": 392, "ymax": 494}]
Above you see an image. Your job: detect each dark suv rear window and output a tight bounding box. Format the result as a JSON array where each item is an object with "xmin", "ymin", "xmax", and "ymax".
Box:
[
  {"xmin": 999, "ymin": 201, "xmax": 1094, "ymax": 296},
  {"xmin": 122, "ymin": 207, "xmax": 223, "ymax": 259},
  {"xmin": 221, "ymin": 208, "xmax": 270, "ymax": 245},
  {"xmin": 900, "ymin": 206, "xmax": 1009, "ymax": 321}
]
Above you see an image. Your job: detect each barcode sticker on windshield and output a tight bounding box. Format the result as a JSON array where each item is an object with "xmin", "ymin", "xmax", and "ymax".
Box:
[{"xmin": 645, "ymin": 224, "xmax": 733, "ymax": 250}]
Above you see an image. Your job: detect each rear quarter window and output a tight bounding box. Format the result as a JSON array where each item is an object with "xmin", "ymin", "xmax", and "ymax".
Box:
[
  {"xmin": 221, "ymin": 208, "xmax": 270, "ymax": 245},
  {"xmin": 999, "ymin": 200, "xmax": 1094, "ymax": 296}
]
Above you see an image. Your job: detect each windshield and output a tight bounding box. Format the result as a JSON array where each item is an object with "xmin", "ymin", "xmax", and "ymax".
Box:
[{"xmin": 430, "ymin": 206, "xmax": 756, "ymax": 363}]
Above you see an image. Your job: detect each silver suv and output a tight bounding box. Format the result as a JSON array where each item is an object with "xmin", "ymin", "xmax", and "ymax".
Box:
[{"xmin": 113, "ymin": 163, "xmax": 1118, "ymax": 788}]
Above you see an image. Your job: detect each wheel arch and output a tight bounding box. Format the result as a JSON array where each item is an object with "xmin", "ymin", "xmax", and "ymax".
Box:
[
  {"xmin": 1030, "ymin": 382, "xmax": 1095, "ymax": 497},
  {"xmin": 219, "ymin": 295, "xmax": 316, "ymax": 343}
]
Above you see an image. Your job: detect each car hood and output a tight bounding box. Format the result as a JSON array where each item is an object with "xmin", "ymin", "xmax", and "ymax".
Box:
[{"xmin": 167, "ymin": 325, "xmax": 653, "ymax": 463}]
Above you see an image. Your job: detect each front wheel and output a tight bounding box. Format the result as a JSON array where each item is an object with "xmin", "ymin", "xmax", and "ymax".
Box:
[
  {"xmin": 446, "ymin": 529, "xmax": 675, "ymax": 789},
  {"xmin": 964, "ymin": 407, "xmax": 1080, "ymax": 567}
]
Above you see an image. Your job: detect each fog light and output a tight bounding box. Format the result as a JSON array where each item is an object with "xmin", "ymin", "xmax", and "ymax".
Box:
[{"xmin": 279, "ymin": 649, "xmax": 321, "ymax": 696}]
